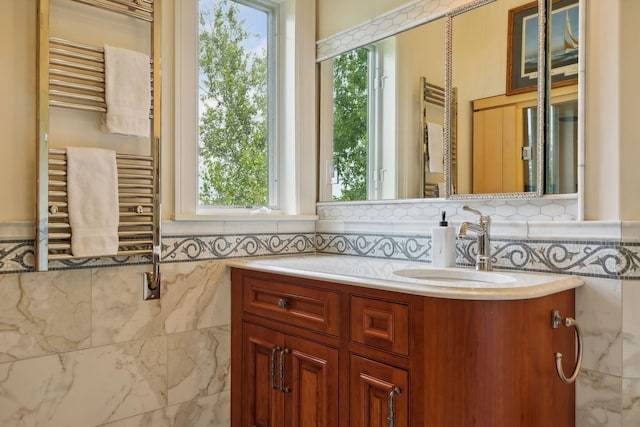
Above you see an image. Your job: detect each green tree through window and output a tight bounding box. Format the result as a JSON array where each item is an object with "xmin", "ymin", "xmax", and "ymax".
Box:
[
  {"xmin": 198, "ymin": 0, "xmax": 269, "ymax": 206},
  {"xmin": 332, "ymin": 48, "xmax": 369, "ymax": 201}
]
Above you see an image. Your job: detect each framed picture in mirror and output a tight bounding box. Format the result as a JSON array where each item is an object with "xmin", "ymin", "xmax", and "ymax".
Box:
[{"xmin": 507, "ymin": 0, "xmax": 578, "ymax": 95}]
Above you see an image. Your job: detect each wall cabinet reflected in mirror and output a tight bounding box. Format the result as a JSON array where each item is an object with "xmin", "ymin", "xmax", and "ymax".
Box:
[
  {"xmin": 469, "ymin": 86, "xmax": 577, "ymax": 195},
  {"xmin": 317, "ymin": 0, "xmax": 581, "ymax": 203}
]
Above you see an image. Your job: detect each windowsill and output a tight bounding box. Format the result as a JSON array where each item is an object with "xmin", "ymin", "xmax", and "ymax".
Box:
[{"xmin": 164, "ymin": 214, "xmax": 319, "ymax": 236}]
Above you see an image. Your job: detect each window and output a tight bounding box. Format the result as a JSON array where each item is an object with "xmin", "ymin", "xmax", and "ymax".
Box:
[
  {"xmin": 322, "ymin": 44, "xmax": 396, "ymax": 202},
  {"xmin": 175, "ymin": 0, "xmax": 317, "ymax": 219},
  {"xmin": 198, "ymin": 0, "xmax": 278, "ymax": 209},
  {"xmin": 330, "ymin": 46, "xmax": 374, "ymax": 202}
]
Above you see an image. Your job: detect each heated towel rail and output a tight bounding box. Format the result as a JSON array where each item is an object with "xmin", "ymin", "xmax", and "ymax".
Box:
[
  {"xmin": 36, "ymin": 0, "xmax": 162, "ymax": 300},
  {"xmin": 421, "ymin": 78, "xmax": 457, "ymax": 198}
]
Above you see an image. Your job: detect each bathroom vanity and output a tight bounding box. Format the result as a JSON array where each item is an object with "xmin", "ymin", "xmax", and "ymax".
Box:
[{"xmin": 229, "ymin": 255, "xmax": 583, "ymax": 426}]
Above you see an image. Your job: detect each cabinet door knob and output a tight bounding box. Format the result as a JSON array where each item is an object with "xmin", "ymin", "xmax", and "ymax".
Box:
[{"xmin": 277, "ymin": 298, "xmax": 289, "ymax": 310}]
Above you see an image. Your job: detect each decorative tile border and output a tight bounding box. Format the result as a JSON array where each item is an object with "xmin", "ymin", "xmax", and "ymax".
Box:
[
  {"xmin": 3, "ymin": 232, "xmax": 640, "ymax": 280},
  {"xmin": 316, "ymin": 233, "xmax": 640, "ymax": 280},
  {"xmin": 161, "ymin": 233, "xmax": 316, "ymax": 263},
  {"xmin": 0, "ymin": 233, "xmax": 316, "ymax": 274},
  {"xmin": 0, "ymin": 240, "xmax": 34, "ymax": 273},
  {"xmin": 466, "ymin": 239, "xmax": 632, "ymax": 278},
  {"xmin": 315, "ymin": 233, "xmax": 430, "ymax": 261}
]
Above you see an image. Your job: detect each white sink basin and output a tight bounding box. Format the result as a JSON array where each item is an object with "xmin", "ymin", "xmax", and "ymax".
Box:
[{"xmin": 393, "ymin": 268, "xmax": 518, "ymax": 287}]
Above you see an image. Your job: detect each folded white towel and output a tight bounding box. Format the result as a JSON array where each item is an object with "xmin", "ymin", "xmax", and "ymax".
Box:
[
  {"xmin": 427, "ymin": 122, "xmax": 444, "ymax": 173},
  {"xmin": 66, "ymin": 147, "xmax": 120, "ymax": 257},
  {"xmin": 102, "ymin": 44, "xmax": 150, "ymax": 137}
]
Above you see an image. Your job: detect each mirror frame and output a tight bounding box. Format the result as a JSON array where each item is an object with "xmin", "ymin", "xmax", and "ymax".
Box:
[{"xmin": 443, "ymin": 0, "xmax": 545, "ymax": 199}]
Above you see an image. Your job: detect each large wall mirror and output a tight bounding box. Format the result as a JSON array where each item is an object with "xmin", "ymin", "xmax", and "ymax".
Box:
[
  {"xmin": 317, "ymin": 0, "xmax": 581, "ymax": 203},
  {"xmin": 318, "ymin": 17, "xmax": 446, "ymax": 202}
]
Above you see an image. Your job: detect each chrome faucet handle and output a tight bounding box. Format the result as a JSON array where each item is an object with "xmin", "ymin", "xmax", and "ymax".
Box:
[
  {"xmin": 462, "ymin": 205, "xmax": 491, "ymax": 230},
  {"xmin": 462, "ymin": 205, "xmax": 490, "ymax": 221},
  {"xmin": 462, "ymin": 205, "xmax": 483, "ymax": 217}
]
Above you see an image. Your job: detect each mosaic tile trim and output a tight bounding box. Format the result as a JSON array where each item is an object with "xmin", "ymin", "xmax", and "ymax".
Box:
[
  {"xmin": 161, "ymin": 233, "xmax": 316, "ymax": 263},
  {"xmin": 315, "ymin": 233, "xmax": 430, "ymax": 261},
  {"xmin": 316, "ymin": 233, "xmax": 640, "ymax": 280},
  {"xmin": 48, "ymin": 254, "xmax": 152, "ymax": 271},
  {"xmin": 3, "ymin": 233, "xmax": 640, "ymax": 280},
  {"xmin": 0, "ymin": 234, "xmax": 315, "ymax": 274},
  {"xmin": 461, "ymin": 239, "xmax": 628, "ymax": 278},
  {"xmin": 316, "ymin": 0, "xmax": 461, "ymax": 61},
  {"xmin": 0, "ymin": 240, "xmax": 34, "ymax": 274}
]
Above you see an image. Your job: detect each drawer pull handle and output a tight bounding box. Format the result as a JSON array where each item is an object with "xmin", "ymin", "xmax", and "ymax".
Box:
[
  {"xmin": 387, "ymin": 386, "xmax": 402, "ymax": 427},
  {"xmin": 277, "ymin": 298, "xmax": 289, "ymax": 310},
  {"xmin": 551, "ymin": 309, "xmax": 583, "ymax": 384},
  {"xmin": 270, "ymin": 346, "xmax": 281, "ymax": 389}
]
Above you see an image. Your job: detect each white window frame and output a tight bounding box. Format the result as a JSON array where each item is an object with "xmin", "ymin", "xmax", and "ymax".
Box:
[{"xmin": 174, "ymin": 0, "xmax": 317, "ymax": 220}]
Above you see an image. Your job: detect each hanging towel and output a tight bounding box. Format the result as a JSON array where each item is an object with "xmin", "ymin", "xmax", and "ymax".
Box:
[
  {"xmin": 427, "ymin": 122, "xmax": 444, "ymax": 173},
  {"xmin": 102, "ymin": 44, "xmax": 150, "ymax": 137},
  {"xmin": 66, "ymin": 147, "xmax": 120, "ymax": 257}
]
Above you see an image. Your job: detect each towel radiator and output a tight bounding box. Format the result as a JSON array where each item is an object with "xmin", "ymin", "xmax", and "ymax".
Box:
[
  {"xmin": 36, "ymin": 0, "xmax": 162, "ymax": 300},
  {"xmin": 421, "ymin": 78, "xmax": 457, "ymax": 198}
]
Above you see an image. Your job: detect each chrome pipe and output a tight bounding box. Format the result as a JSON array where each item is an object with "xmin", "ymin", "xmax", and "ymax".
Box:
[
  {"xmin": 49, "ymin": 58, "xmax": 104, "ymax": 73},
  {"xmin": 70, "ymin": 0, "xmax": 153, "ymax": 22},
  {"xmin": 50, "ymin": 69, "xmax": 104, "ymax": 83},
  {"xmin": 50, "ymin": 47, "xmax": 103, "ymax": 64},
  {"xmin": 50, "ymin": 79, "xmax": 105, "ymax": 93},
  {"xmin": 50, "ymin": 37, "xmax": 103, "ymax": 53},
  {"xmin": 49, "ymin": 100, "xmax": 106, "ymax": 112},
  {"xmin": 50, "ymin": 89, "xmax": 105, "ymax": 104}
]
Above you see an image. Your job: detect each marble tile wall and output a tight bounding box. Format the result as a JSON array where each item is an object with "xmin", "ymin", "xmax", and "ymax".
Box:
[
  {"xmin": 0, "ymin": 261, "xmax": 232, "ymax": 427},
  {"xmin": 1, "ymin": 221, "xmax": 640, "ymax": 425}
]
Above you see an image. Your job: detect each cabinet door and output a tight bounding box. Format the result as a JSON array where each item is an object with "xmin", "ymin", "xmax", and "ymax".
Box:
[
  {"xmin": 284, "ymin": 335, "xmax": 340, "ymax": 427},
  {"xmin": 472, "ymin": 105, "xmax": 519, "ymax": 193},
  {"xmin": 350, "ymin": 355, "xmax": 408, "ymax": 427},
  {"xmin": 242, "ymin": 322, "xmax": 285, "ymax": 427}
]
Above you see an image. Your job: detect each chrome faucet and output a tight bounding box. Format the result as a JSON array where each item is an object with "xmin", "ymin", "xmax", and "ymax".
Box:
[{"xmin": 457, "ymin": 206, "xmax": 492, "ymax": 271}]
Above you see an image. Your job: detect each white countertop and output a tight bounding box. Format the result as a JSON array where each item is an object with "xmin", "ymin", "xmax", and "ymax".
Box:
[{"xmin": 227, "ymin": 254, "xmax": 584, "ymax": 301}]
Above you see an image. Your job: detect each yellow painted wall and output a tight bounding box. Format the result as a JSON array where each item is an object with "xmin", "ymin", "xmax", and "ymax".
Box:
[
  {"xmin": 0, "ymin": 0, "xmax": 177, "ymax": 225},
  {"xmin": 0, "ymin": 0, "xmax": 637, "ymax": 225}
]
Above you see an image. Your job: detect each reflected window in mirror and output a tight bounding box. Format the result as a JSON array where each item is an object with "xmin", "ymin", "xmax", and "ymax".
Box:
[
  {"xmin": 329, "ymin": 47, "xmax": 373, "ymax": 202},
  {"xmin": 318, "ymin": 18, "xmax": 446, "ymax": 202}
]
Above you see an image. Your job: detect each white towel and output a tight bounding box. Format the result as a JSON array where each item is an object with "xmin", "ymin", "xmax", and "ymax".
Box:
[
  {"xmin": 427, "ymin": 122, "xmax": 444, "ymax": 173},
  {"xmin": 102, "ymin": 44, "xmax": 150, "ymax": 137},
  {"xmin": 66, "ymin": 147, "xmax": 120, "ymax": 257}
]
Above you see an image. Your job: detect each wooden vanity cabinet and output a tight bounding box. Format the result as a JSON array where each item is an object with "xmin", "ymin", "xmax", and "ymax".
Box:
[
  {"xmin": 231, "ymin": 267, "xmax": 576, "ymax": 426},
  {"xmin": 241, "ymin": 322, "xmax": 339, "ymax": 426},
  {"xmin": 232, "ymin": 270, "xmax": 342, "ymax": 427}
]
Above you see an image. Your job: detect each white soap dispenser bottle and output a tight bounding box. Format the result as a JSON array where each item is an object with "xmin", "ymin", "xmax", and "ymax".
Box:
[{"xmin": 431, "ymin": 211, "xmax": 456, "ymax": 268}]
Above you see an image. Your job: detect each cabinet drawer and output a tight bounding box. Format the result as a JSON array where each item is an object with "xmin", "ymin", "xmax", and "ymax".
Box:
[
  {"xmin": 351, "ymin": 296, "xmax": 409, "ymax": 356},
  {"xmin": 242, "ymin": 275, "xmax": 341, "ymax": 336}
]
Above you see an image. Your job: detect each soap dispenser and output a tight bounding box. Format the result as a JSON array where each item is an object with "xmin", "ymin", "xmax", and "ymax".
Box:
[{"xmin": 431, "ymin": 211, "xmax": 456, "ymax": 268}]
